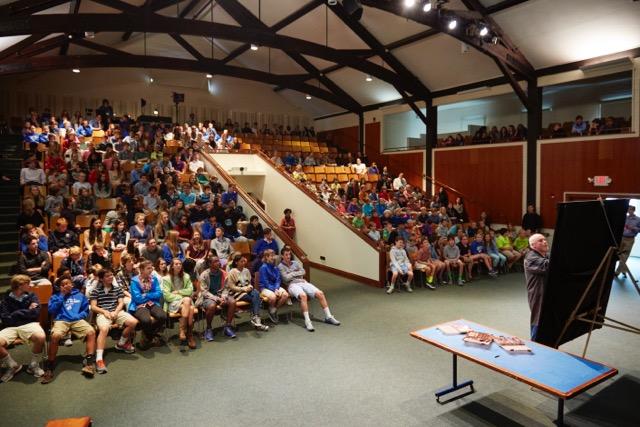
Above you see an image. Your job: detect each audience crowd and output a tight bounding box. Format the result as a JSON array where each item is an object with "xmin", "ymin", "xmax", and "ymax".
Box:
[{"xmin": 2, "ymin": 103, "xmax": 341, "ymax": 385}]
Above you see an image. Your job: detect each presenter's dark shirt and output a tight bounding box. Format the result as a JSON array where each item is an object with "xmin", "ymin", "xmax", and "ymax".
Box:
[{"xmin": 524, "ymin": 249, "xmax": 549, "ymax": 330}]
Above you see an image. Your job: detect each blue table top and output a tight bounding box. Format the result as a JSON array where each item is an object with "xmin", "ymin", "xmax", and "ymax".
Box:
[{"xmin": 411, "ymin": 320, "xmax": 617, "ymax": 398}]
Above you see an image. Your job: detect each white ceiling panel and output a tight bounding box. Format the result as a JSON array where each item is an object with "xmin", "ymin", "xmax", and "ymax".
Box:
[
  {"xmin": 494, "ymin": 0, "xmax": 640, "ymax": 68},
  {"xmin": 393, "ymin": 33, "xmax": 501, "ymax": 91},
  {"xmin": 278, "ymin": 4, "xmax": 369, "ymax": 49},
  {"xmin": 360, "ymin": 5, "xmax": 430, "ymax": 45},
  {"xmin": 326, "ymin": 67, "xmax": 402, "ymax": 106},
  {"xmin": 279, "ymin": 89, "xmax": 344, "ymax": 117}
]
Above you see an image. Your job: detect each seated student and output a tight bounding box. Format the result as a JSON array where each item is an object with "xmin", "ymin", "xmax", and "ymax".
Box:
[
  {"xmin": 88, "ymin": 242, "xmax": 111, "ymax": 270},
  {"xmin": 41, "ymin": 278, "xmax": 97, "ymax": 384},
  {"xmin": 62, "ymin": 246, "xmax": 87, "ymax": 290},
  {"xmin": 196, "ymin": 255, "xmax": 237, "ymax": 341},
  {"xmin": 292, "ymin": 164, "xmax": 307, "ymax": 182},
  {"xmin": 244, "ymin": 215, "xmax": 263, "ymax": 241},
  {"xmin": 129, "ymin": 213, "xmax": 154, "ymax": 246},
  {"xmin": 258, "ymin": 249, "xmax": 290, "ymax": 324},
  {"xmin": 90, "ymin": 269, "xmax": 138, "ymax": 374},
  {"xmin": 186, "ymin": 231, "xmax": 209, "ymax": 269},
  {"xmin": 143, "ymin": 186, "xmax": 161, "ymax": 215},
  {"xmin": 115, "ymin": 253, "xmax": 137, "ymax": 308},
  {"xmin": 200, "ymin": 212, "xmax": 221, "ymax": 241},
  {"xmin": 128, "ymin": 260, "xmax": 166, "ymax": 350},
  {"xmin": 220, "ymin": 184, "xmax": 238, "ymax": 206},
  {"xmin": 484, "ymin": 232, "xmax": 506, "ymax": 271},
  {"xmin": 140, "ymin": 237, "xmax": 162, "ymax": 264},
  {"xmin": 20, "ymin": 224, "xmax": 48, "ymax": 253},
  {"xmin": 443, "ymin": 236, "xmax": 465, "ymax": 286},
  {"xmin": 225, "ymin": 254, "xmax": 268, "ymax": 331},
  {"xmin": 48, "ymin": 217, "xmax": 79, "ymax": 256},
  {"xmin": 387, "ymin": 237, "xmax": 414, "ymax": 294},
  {"xmin": 161, "ymin": 259, "xmax": 196, "ymax": 352},
  {"xmin": 413, "ymin": 239, "xmax": 438, "ymax": 289},
  {"xmin": 278, "ymin": 247, "xmax": 340, "ymax": 332},
  {"xmin": 496, "ymin": 228, "xmax": 522, "ymax": 270},
  {"xmin": 17, "ymin": 236, "xmax": 52, "ymax": 286},
  {"xmin": 161, "ymin": 230, "xmax": 185, "ymax": 264},
  {"xmin": 513, "ymin": 229, "xmax": 530, "ymax": 256},
  {"xmin": 109, "ymin": 219, "xmax": 129, "ymax": 253},
  {"xmin": 20, "ymin": 159, "xmax": 46, "ymax": 186},
  {"xmin": 252, "ymin": 228, "xmax": 279, "ymax": 259},
  {"xmin": 210, "ymin": 227, "xmax": 231, "ymax": 264},
  {"xmin": 83, "ymin": 218, "xmax": 107, "ymax": 253},
  {"xmin": 174, "ymin": 215, "xmax": 194, "ymax": 243},
  {"xmin": 469, "ymin": 233, "xmax": 498, "ymax": 278},
  {"xmin": 0, "ymin": 275, "xmax": 46, "ymax": 383},
  {"xmin": 221, "ymin": 204, "xmax": 242, "ymax": 240}
]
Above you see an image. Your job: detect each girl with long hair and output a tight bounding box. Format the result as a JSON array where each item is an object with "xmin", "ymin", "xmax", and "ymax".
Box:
[{"xmin": 161, "ymin": 259, "xmax": 195, "ymax": 351}]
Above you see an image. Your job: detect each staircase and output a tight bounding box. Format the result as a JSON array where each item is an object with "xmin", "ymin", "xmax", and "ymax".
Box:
[{"xmin": 0, "ymin": 136, "xmax": 22, "ymax": 291}]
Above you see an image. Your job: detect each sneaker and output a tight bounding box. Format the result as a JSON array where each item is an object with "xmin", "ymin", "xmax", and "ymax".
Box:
[
  {"xmin": 457, "ymin": 278, "xmax": 465, "ymax": 286},
  {"xmin": 63, "ymin": 337, "xmax": 73, "ymax": 347},
  {"xmin": 204, "ymin": 328, "xmax": 215, "ymax": 342},
  {"xmin": 324, "ymin": 316, "xmax": 341, "ymax": 326},
  {"xmin": 386, "ymin": 284, "xmax": 395, "ymax": 294},
  {"xmin": 223, "ymin": 326, "xmax": 237, "ymax": 339},
  {"xmin": 115, "ymin": 341, "xmax": 135, "ymax": 354},
  {"xmin": 268, "ymin": 311, "xmax": 279, "ymax": 324},
  {"xmin": 96, "ymin": 360, "xmax": 107, "ymax": 374},
  {"xmin": 425, "ymin": 282, "xmax": 436, "ymax": 290},
  {"xmin": 0, "ymin": 364, "xmax": 22, "ymax": 383},
  {"xmin": 251, "ymin": 316, "xmax": 269, "ymax": 331},
  {"xmin": 404, "ymin": 282, "xmax": 413, "ymax": 293},
  {"xmin": 179, "ymin": 340, "xmax": 188, "ymax": 353},
  {"xmin": 286, "ymin": 298, "xmax": 293, "ymax": 306},
  {"xmin": 305, "ymin": 320, "xmax": 315, "ymax": 332},
  {"xmin": 81, "ymin": 363, "xmax": 95, "ymax": 378},
  {"xmin": 427, "ymin": 275, "xmax": 434, "ymax": 285},
  {"xmin": 27, "ymin": 363, "xmax": 44, "ymax": 378},
  {"xmin": 489, "ymin": 270, "xmax": 498, "ymax": 277},
  {"xmin": 40, "ymin": 369, "xmax": 54, "ymax": 385}
]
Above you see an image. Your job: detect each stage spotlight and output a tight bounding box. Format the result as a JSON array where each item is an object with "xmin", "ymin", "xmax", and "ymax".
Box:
[
  {"xmin": 305, "ymin": 94, "xmax": 312, "ymax": 100},
  {"xmin": 206, "ymin": 73, "xmax": 213, "ymax": 79},
  {"xmin": 365, "ymin": 74, "xmax": 373, "ymax": 82},
  {"xmin": 67, "ymin": 34, "xmax": 73, "ymax": 39},
  {"xmin": 72, "ymin": 68, "xmax": 80, "ymax": 73},
  {"xmin": 423, "ymin": 2, "xmax": 432, "ymax": 12},
  {"xmin": 404, "ymin": 0, "xmax": 416, "ymax": 7},
  {"xmin": 491, "ymin": 36, "xmax": 499, "ymax": 45},
  {"xmin": 448, "ymin": 19, "xmax": 457, "ymax": 30},
  {"xmin": 343, "ymin": 0, "xmax": 363, "ymax": 20},
  {"xmin": 479, "ymin": 27, "xmax": 489, "ymax": 37},
  {"xmin": 327, "ymin": 0, "xmax": 337, "ymax": 5},
  {"xmin": 250, "ymin": 43, "xmax": 259, "ymax": 51}
]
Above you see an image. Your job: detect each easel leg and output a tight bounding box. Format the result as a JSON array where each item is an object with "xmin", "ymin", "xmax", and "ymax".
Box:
[
  {"xmin": 434, "ymin": 354, "xmax": 475, "ymax": 404},
  {"xmin": 555, "ymin": 398, "xmax": 565, "ymax": 426}
]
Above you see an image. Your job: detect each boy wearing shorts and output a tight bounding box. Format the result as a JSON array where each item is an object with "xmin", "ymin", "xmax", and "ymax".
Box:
[
  {"xmin": 278, "ymin": 247, "xmax": 340, "ymax": 332},
  {"xmin": 42, "ymin": 278, "xmax": 96, "ymax": 384},
  {"xmin": 387, "ymin": 237, "xmax": 414, "ymax": 294},
  {"xmin": 90, "ymin": 269, "xmax": 138, "ymax": 374},
  {"xmin": 0, "ymin": 275, "xmax": 46, "ymax": 382}
]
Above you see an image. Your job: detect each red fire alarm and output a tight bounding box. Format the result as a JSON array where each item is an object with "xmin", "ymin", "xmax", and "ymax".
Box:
[{"xmin": 587, "ymin": 176, "xmax": 612, "ymax": 186}]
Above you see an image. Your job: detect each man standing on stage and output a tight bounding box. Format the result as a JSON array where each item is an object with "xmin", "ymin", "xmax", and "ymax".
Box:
[
  {"xmin": 524, "ymin": 233, "xmax": 549, "ymax": 341},
  {"xmin": 615, "ymin": 205, "xmax": 639, "ymax": 279}
]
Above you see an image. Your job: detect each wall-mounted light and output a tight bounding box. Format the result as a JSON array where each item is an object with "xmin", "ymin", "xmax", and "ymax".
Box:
[
  {"xmin": 206, "ymin": 73, "xmax": 213, "ymax": 79},
  {"xmin": 250, "ymin": 44, "xmax": 259, "ymax": 51},
  {"xmin": 305, "ymin": 94, "xmax": 312, "ymax": 100},
  {"xmin": 153, "ymin": 109, "xmax": 159, "ymax": 116},
  {"xmin": 365, "ymin": 74, "xmax": 373, "ymax": 82},
  {"xmin": 72, "ymin": 68, "xmax": 80, "ymax": 73},
  {"xmin": 448, "ymin": 19, "xmax": 458, "ymax": 30}
]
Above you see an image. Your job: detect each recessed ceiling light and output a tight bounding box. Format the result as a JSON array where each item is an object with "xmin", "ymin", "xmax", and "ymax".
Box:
[
  {"xmin": 250, "ymin": 44, "xmax": 259, "ymax": 51},
  {"xmin": 423, "ymin": 2, "xmax": 432, "ymax": 12},
  {"xmin": 153, "ymin": 109, "xmax": 159, "ymax": 116},
  {"xmin": 448, "ymin": 19, "xmax": 457, "ymax": 30},
  {"xmin": 305, "ymin": 94, "xmax": 312, "ymax": 100},
  {"xmin": 206, "ymin": 73, "xmax": 213, "ymax": 79},
  {"xmin": 149, "ymin": 77, "xmax": 154, "ymax": 83},
  {"xmin": 404, "ymin": 0, "xmax": 416, "ymax": 7},
  {"xmin": 479, "ymin": 27, "xmax": 489, "ymax": 37},
  {"xmin": 365, "ymin": 74, "xmax": 373, "ymax": 82},
  {"xmin": 72, "ymin": 68, "xmax": 80, "ymax": 73}
]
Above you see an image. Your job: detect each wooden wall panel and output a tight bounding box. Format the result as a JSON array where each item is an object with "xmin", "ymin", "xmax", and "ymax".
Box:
[
  {"xmin": 365, "ymin": 122, "xmax": 424, "ymax": 190},
  {"xmin": 318, "ymin": 126, "xmax": 359, "ymax": 154},
  {"xmin": 540, "ymin": 137, "xmax": 640, "ymax": 228},
  {"xmin": 434, "ymin": 144, "xmax": 524, "ymax": 225}
]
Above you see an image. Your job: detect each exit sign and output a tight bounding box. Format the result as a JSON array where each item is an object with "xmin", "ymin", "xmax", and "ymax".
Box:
[{"xmin": 593, "ymin": 175, "xmax": 611, "ymax": 186}]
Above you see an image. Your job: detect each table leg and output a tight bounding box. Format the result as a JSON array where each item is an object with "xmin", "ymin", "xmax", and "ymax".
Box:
[
  {"xmin": 555, "ymin": 398, "xmax": 564, "ymax": 426},
  {"xmin": 435, "ymin": 354, "xmax": 475, "ymax": 404}
]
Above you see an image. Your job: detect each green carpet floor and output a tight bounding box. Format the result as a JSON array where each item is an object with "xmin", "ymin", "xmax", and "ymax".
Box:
[{"xmin": 1, "ymin": 261, "xmax": 639, "ymax": 427}]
